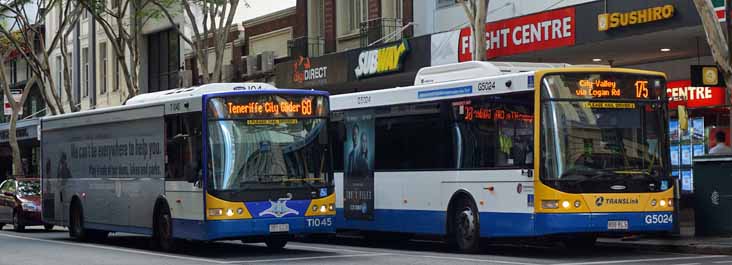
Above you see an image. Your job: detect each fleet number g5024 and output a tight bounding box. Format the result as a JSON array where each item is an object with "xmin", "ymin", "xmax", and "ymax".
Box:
[{"xmin": 644, "ymin": 214, "xmax": 672, "ymax": 224}]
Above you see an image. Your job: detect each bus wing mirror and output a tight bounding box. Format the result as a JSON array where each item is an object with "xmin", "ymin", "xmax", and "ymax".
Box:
[{"xmin": 678, "ymin": 105, "xmax": 688, "ymax": 131}]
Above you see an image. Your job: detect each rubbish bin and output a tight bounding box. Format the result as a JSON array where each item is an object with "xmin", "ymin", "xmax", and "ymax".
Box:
[{"xmin": 694, "ymin": 155, "xmax": 732, "ymax": 236}]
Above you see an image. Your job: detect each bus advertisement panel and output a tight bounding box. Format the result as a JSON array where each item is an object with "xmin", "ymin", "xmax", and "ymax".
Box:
[{"xmin": 343, "ymin": 110, "xmax": 375, "ymax": 220}]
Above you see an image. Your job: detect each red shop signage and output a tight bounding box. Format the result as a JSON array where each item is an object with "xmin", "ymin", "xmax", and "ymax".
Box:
[
  {"xmin": 458, "ymin": 7, "xmax": 576, "ymax": 61},
  {"xmin": 667, "ymin": 80, "xmax": 726, "ymax": 108}
]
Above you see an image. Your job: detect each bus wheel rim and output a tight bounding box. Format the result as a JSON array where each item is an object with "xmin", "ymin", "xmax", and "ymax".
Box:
[{"xmin": 457, "ymin": 207, "xmax": 475, "ymax": 241}]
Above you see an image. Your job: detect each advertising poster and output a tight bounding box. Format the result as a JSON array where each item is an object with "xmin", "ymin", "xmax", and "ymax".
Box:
[
  {"xmin": 682, "ymin": 170, "xmax": 693, "ymax": 192},
  {"xmin": 670, "ymin": 145, "xmax": 679, "ymax": 166},
  {"xmin": 343, "ymin": 110, "xmax": 375, "ymax": 220},
  {"xmin": 694, "ymin": 144, "xmax": 705, "ymax": 157},
  {"xmin": 691, "ymin": 118, "xmax": 705, "ymax": 142},
  {"xmin": 669, "ymin": 120, "xmax": 679, "ymax": 142},
  {"xmin": 681, "ymin": 145, "xmax": 692, "ymax": 165}
]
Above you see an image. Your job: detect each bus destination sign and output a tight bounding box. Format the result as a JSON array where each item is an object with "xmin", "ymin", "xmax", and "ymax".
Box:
[
  {"xmin": 542, "ymin": 73, "xmax": 664, "ymax": 100},
  {"xmin": 208, "ymin": 94, "xmax": 327, "ymax": 119}
]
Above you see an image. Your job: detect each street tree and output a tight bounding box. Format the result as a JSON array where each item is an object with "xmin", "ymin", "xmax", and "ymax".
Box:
[
  {"xmin": 0, "ymin": 0, "xmax": 85, "ymax": 115},
  {"xmin": 458, "ymin": 0, "xmax": 489, "ymax": 61},
  {"xmin": 80, "ymin": 0, "xmax": 163, "ymax": 99},
  {"xmin": 151, "ymin": 0, "xmax": 243, "ymax": 84},
  {"xmin": 692, "ymin": 0, "xmax": 732, "ymax": 131},
  {"xmin": 0, "ymin": 0, "xmax": 85, "ymax": 175}
]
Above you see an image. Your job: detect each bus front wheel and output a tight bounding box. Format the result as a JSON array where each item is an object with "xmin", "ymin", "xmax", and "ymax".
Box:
[
  {"xmin": 264, "ymin": 236, "xmax": 288, "ymax": 250},
  {"xmin": 450, "ymin": 198, "xmax": 480, "ymax": 253},
  {"xmin": 154, "ymin": 205, "xmax": 178, "ymax": 252}
]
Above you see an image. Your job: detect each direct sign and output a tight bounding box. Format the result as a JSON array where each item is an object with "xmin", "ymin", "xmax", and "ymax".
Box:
[
  {"xmin": 667, "ymin": 80, "xmax": 726, "ymax": 108},
  {"xmin": 457, "ymin": 7, "xmax": 575, "ymax": 61}
]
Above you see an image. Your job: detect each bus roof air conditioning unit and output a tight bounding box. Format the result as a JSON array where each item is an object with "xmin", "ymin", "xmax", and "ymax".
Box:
[{"xmin": 414, "ymin": 61, "xmax": 502, "ymax": 85}]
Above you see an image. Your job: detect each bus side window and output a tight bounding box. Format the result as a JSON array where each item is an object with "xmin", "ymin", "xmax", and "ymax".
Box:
[
  {"xmin": 165, "ymin": 113, "xmax": 202, "ymax": 182},
  {"xmin": 329, "ymin": 112, "xmax": 345, "ymax": 172}
]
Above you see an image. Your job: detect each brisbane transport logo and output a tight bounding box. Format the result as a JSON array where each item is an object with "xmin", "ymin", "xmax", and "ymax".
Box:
[{"xmin": 259, "ymin": 193, "xmax": 299, "ymax": 218}]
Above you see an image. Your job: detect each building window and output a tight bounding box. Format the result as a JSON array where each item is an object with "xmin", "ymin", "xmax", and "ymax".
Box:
[
  {"xmin": 437, "ymin": 0, "xmax": 457, "ymax": 8},
  {"xmin": 112, "ymin": 48, "xmax": 119, "ymax": 91},
  {"xmin": 9, "ymin": 61, "xmax": 17, "ymax": 86},
  {"xmin": 100, "ymin": 42, "xmax": 107, "ymax": 94},
  {"xmin": 147, "ymin": 29, "xmax": 180, "ymax": 92},
  {"xmin": 82, "ymin": 47, "xmax": 88, "ymax": 97},
  {"xmin": 55, "ymin": 56, "xmax": 62, "ymax": 97},
  {"xmin": 342, "ymin": 0, "xmax": 367, "ymax": 34}
]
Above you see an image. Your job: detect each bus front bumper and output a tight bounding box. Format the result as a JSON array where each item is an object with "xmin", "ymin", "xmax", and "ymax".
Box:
[
  {"xmin": 173, "ymin": 215, "xmax": 335, "ymax": 241},
  {"xmin": 534, "ymin": 211, "xmax": 674, "ymax": 235}
]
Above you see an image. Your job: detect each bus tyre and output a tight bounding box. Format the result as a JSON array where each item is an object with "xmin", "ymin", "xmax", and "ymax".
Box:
[
  {"xmin": 44, "ymin": 224, "xmax": 54, "ymax": 231},
  {"xmin": 155, "ymin": 206, "xmax": 178, "ymax": 252},
  {"xmin": 451, "ymin": 198, "xmax": 480, "ymax": 253},
  {"xmin": 69, "ymin": 202, "xmax": 88, "ymax": 241},
  {"xmin": 264, "ymin": 236, "xmax": 288, "ymax": 251},
  {"xmin": 12, "ymin": 211, "xmax": 24, "ymax": 232},
  {"xmin": 0, "ymin": 223, "xmax": 5, "ymax": 230}
]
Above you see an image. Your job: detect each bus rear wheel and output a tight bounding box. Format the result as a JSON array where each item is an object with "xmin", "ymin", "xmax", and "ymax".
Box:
[
  {"xmin": 69, "ymin": 203, "xmax": 87, "ymax": 241},
  {"xmin": 154, "ymin": 206, "xmax": 178, "ymax": 252},
  {"xmin": 44, "ymin": 224, "xmax": 54, "ymax": 231},
  {"xmin": 264, "ymin": 236, "xmax": 288, "ymax": 250},
  {"xmin": 451, "ymin": 198, "xmax": 480, "ymax": 253}
]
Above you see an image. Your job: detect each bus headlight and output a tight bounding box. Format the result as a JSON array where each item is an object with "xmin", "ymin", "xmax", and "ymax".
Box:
[
  {"xmin": 574, "ymin": 200, "xmax": 581, "ymax": 208},
  {"xmin": 319, "ymin": 205, "xmax": 327, "ymax": 213},
  {"xmin": 328, "ymin": 204, "xmax": 335, "ymax": 211},
  {"xmin": 561, "ymin": 201, "xmax": 570, "ymax": 209},
  {"xmin": 226, "ymin": 209, "xmax": 234, "ymax": 217},
  {"xmin": 651, "ymin": 199, "xmax": 657, "ymax": 206},
  {"xmin": 542, "ymin": 200, "xmax": 559, "ymax": 209},
  {"xmin": 659, "ymin": 199, "xmax": 666, "ymax": 207},
  {"xmin": 237, "ymin": 208, "xmax": 244, "ymax": 215},
  {"xmin": 312, "ymin": 205, "xmax": 318, "ymax": 212},
  {"xmin": 208, "ymin": 208, "xmax": 223, "ymax": 216},
  {"xmin": 667, "ymin": 199, "xmax": 673, "ymax": 207}
]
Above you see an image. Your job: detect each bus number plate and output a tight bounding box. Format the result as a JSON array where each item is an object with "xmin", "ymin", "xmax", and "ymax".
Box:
[
  {"xmin": 269, "ymin": 224, "xmax": 289, "ymax": 233},
  {"xmin": 607, "ymin": 220, "xmax": 628, "ymax": 230}
]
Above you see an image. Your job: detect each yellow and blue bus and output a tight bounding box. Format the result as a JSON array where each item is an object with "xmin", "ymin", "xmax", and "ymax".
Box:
[
  {"xmin": 329, "ymin": 62, "xmax": 673, "ymax": 252},
  {"xmin": 41, "ymin": 84, "xmax": 335, "ymax": 251}
]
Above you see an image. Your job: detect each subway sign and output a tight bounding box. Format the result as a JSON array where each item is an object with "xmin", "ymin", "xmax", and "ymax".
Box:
[
  {"xmin": 598, "ymin": 4, "xmax": 675, "ymax": 31},
  {"xmin": 354, "ymin": 40, "xmax": 409, "ymax": 79}
]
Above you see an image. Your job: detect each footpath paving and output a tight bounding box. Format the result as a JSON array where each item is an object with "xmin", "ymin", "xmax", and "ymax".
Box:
[{"xmin": 599, "ymin": 236, "xmax": 732, "ymax": 255}]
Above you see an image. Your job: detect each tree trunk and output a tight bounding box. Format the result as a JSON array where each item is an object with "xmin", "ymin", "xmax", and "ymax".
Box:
[{"xmin": 474, "ymin": 0, "xmax": 488, "ymax": 61}]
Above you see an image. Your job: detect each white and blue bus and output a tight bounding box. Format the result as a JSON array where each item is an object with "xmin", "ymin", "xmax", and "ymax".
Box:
[
  {"xmin": 41, "ymin": 83, "xmax": 335, "ymax": 251},
  {"xmin": 329, "ymin": 62, "xmax": 674, "ymax": 252}
]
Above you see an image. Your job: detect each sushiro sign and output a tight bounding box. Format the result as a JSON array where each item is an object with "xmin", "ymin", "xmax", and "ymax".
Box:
[
  {"xmin": 597, "ymin": 4, "xmax": 675, "ymax": 31},
  {"xmin": 354, "ymin": 40, "xmax": 409, "ymax": 79},
  {"xmin": 431, "ymin": 7, "xmax": 575, "ymax": 65}
]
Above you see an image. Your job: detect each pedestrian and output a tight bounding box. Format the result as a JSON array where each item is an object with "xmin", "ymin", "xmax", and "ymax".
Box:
[{"xmin": 709, "ymin": 131, "xmax": 732, "ymax": 155}]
